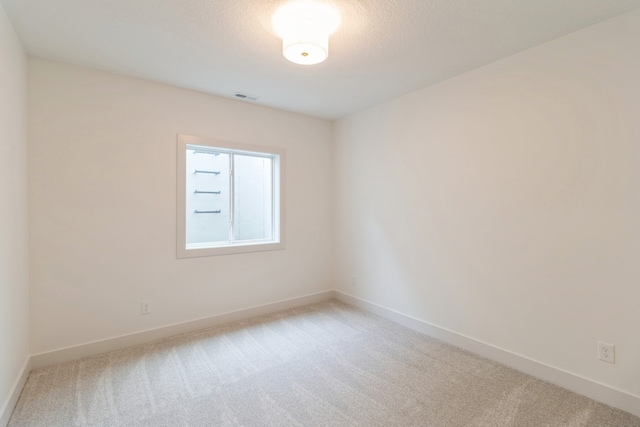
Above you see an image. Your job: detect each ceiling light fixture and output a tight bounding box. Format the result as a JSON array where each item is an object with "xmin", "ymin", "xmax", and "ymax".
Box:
[{"xmin": 273, "ymin": 0, "xmax": 340, "ymax": 65}]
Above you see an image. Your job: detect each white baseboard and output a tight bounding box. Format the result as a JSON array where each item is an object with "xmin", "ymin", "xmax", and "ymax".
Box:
[
  {"xmin": 0, "ymin": 357, "xmax": 31, "ymax": 427},
  {"xmin": 333, "ymin": 290, "xmax": 640, "ymax": 418},
  {"xmin": 32, "ymin": 291, "xmax": 334, "ymax": 370}
]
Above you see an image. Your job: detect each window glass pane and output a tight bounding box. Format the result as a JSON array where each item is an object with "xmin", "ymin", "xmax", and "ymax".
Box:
[
  {"xmin": 233, "ymin": 154, "xmax": 273, "ymax": 241},
  {"xmin": 185, "ymin": 148, "xmax": 230, "ymax": 246}
]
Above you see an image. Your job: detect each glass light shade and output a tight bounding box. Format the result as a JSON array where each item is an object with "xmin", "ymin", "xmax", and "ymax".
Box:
[
  {"xmin": 273, "ymin": 0, "xmax": 340, "ymax": 65},
  {"xmin": 283, "ymin": 31, "xmax": 328, "ymax": 65}
]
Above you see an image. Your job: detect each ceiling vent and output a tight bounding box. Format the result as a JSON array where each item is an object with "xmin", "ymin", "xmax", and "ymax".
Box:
[{"xmin": 234, "ymin": 92, "xmax": 259, "ymax": 101}]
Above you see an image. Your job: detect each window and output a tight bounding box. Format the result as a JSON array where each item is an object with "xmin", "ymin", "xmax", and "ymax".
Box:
[{"xmin": 177, "ymin": 134, "xmax": 285, "ymax": 257}]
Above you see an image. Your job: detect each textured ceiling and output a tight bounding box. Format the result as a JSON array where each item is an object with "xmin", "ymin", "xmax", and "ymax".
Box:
[{"xmin": 3, "ymin": 0, "xmax": 640, "ymax": 120}]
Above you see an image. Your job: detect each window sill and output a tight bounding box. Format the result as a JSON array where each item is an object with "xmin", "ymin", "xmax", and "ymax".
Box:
[{"xmin": 177, "ymin": 240, "xmax": 285, "ymax": 258}]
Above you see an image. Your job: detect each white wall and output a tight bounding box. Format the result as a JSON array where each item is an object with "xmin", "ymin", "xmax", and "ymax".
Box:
[
  {"xmin": 28, "ymin": 59, "xmax": 333, "ymax": 354},
  {"xmin": 334, "ymin": 9, "xmax": 640, "ymax": 399},
  {"xmin": 0, "ymin": 1, "xmax": 28, "ymax": 420}
]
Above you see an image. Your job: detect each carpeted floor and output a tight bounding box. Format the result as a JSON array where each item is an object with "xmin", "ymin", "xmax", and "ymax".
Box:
[{"xmin": 8, "ymin": 301, "xmax": 640, "ymax": 426}]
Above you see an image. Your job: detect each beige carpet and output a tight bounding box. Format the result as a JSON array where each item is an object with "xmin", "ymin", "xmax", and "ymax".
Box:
[{"xmin": 9, "ymin": 301, "xmax": 640, "ymax": 426}]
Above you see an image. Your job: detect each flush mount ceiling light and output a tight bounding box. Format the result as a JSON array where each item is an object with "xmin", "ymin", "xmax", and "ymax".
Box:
[{"xmin": 273, "ymin": 0, "xmax": 340, "ymax": 65}]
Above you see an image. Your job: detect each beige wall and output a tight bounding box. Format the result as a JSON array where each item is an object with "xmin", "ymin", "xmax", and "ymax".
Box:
[
  {"xmin": 28, "ymin": 59, "xmax": 333, "ymax": 354},
  {"xmin": 0, "ymin": 2, "xmax": 28, "ymax": 420},
  {"xmin": 334, "ymin": 9, "xmax": 640, "ymax": 398}
]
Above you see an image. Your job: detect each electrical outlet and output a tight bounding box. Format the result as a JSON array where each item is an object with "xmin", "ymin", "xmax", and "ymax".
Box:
[
  {"xmin": 141, "ymin": 300, "xmax": 151, "ymax": 315},
  {"xmin": 598, "ymin": 342, "xmax": 615, "ymax": 363}
]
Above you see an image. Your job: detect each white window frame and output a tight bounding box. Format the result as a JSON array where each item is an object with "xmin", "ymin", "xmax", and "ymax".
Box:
[{"xmin": 177, "ymin": 134, "xmax": 285, "ymax": 258}]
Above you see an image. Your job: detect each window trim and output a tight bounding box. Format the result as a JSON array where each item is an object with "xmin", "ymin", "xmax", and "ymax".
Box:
[{"xmin": 177, "ymin": 134, "xmax": 285, "ymax": 258}]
